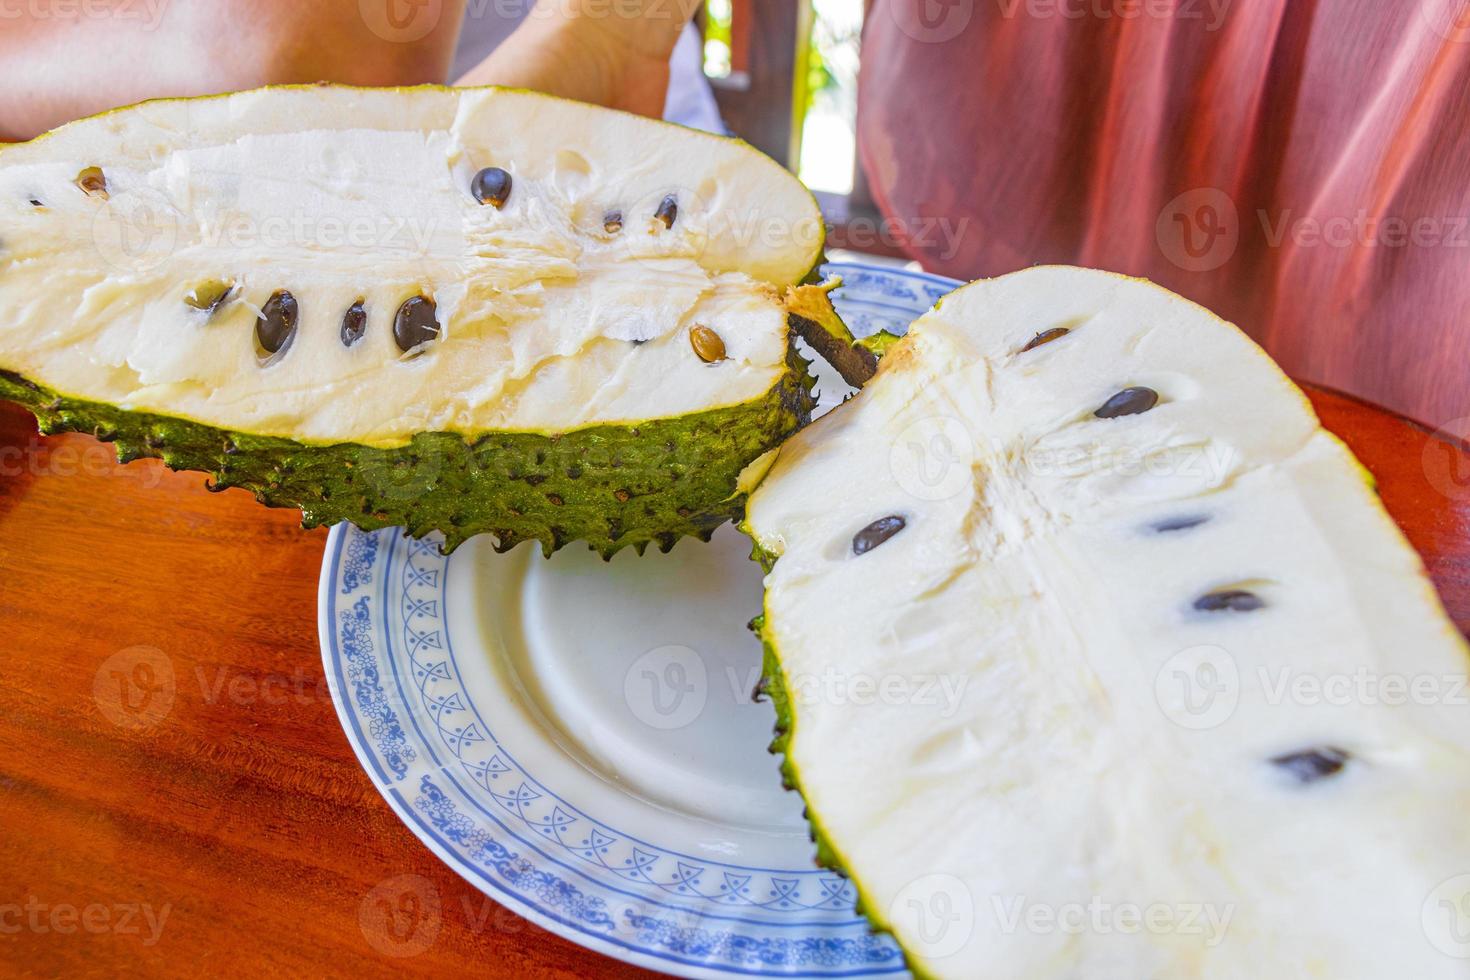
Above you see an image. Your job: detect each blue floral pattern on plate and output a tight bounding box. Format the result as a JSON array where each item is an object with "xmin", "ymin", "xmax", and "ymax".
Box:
[{"xmin": 319, "ymin": 263, "xmax": 962, "ymax": 978}]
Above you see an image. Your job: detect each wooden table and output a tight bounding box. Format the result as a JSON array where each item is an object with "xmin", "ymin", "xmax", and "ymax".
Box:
[{"xmin": 1, "ymin": 390, "xmax": 1467, "ymax": 978}]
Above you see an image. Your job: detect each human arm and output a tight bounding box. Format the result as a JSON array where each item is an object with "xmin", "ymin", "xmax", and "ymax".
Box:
[
  {"xmin": 0, "ymin": 0, "xmax": 467, "ymax": 141},
  {"xmin": 455, "ymin": 0, "xmax": 700, "ymax": 118}
]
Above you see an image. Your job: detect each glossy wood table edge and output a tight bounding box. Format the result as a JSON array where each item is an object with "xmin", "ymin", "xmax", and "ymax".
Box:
[{"xmin": 0, "ymin": 386, "xmax": 1466, "ymax": 978}]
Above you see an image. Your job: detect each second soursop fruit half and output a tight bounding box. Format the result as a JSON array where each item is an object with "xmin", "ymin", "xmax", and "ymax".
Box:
[
  {"xmin": 0, "ymin": 85, "xmax": 824, "ymax": 553},
  {"xmin": 745, "ymin": 266, "xmax": 1470, "ymax": 979}
]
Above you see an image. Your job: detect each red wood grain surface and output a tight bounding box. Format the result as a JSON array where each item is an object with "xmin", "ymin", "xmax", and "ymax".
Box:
[{"xmin": 0, "ymin": 387, "xmax": 1467, "ymax": 977}]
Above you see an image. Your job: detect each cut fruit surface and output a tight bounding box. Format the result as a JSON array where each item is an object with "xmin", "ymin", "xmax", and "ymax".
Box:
[
  {"xmin": 745, "ymin": 266, "xmax": 1470, "ymax": 978},
  {"xmin": 0, "ymin": 85, "xmax": 823, "ymax": 553}
]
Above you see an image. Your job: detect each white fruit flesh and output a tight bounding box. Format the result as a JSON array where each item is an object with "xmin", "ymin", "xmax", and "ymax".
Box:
[
  {"xmin": 0, "ymin": 86, "xmax": 821, "ymax": 445},
  {"xmin": 746, "ymin": 266, "xmax": 1470, "ymax": 979}
]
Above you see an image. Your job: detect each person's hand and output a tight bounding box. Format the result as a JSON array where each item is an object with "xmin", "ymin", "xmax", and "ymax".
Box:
[{"xmin": 456, "ymin": 0, "xmax": 698, "ymax": 118}]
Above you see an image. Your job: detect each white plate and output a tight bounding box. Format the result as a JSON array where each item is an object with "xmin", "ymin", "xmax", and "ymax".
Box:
[{"xmin": 319, "ymin": 262, "xmax": 960, "ymax": 977}]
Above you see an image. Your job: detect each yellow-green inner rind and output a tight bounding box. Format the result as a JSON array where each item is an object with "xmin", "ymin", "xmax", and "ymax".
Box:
[{"xmin": 0, "ymin": 342, "xmax": 815, "ymax": 556}]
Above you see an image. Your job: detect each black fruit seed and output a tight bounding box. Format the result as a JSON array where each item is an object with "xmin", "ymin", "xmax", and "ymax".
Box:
[
  {"xmin": 603, "ymin": 210, "xmax": 623, "ymax": 234},
  {"xmin": 655, "ymin": 194, "xmax": 678, "ymax": 229},
  {"xmin": 255, "ymin": 290, "xmax": 298, "ymax": 355},
  {"xmin": 393, "ymin": 296, "xmax": 440, "ymax": 352},
  {"xmin": 1153, "ymin": 514, "xmax": 1210, "ymax": 534},
  {"xmin": 853, "ymin": 515, "xmax": 906, "ymax": 555},
  {"xmin": 471, "ymin": 167, "xmax": 513, "ymax": 208},
  {"xmin": 1021, "ymin": 327, "xmax": 1069, "ymax": 352},
  {"xmin": 1271, "ymin": 747, "xmax": 1349, "ymax": 783},
  {"xmin": 341, "ymin": 300, "xmax": 367, "ymax": 348},
  {"xmin": 185, "ymin": 280, "xmax": 234, "ymax": 317},
  {"xmin": 1194, "ymin": 589, "xmax": 1265, "ymax": 613},
  {"xmin": 1094, "ymin": 386, "xmax": 1159, "ymax": 418}
]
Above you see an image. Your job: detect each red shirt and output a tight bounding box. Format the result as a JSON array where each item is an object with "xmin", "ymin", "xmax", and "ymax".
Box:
[{"xmin": 859, "ymin": 0, "xmax": 1470, "ymax": 428}]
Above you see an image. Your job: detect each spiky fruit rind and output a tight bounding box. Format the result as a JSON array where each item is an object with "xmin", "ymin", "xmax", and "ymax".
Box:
[{"xmin": 0, "ymin": 344, "xmax": 815, "ymax": 556}]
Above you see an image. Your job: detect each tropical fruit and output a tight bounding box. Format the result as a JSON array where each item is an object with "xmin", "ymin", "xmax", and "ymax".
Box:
[
  {"xmin": 744, "ymin": 266, "xmax": 1470, "ymax": 978},
  {"xmin": 0, "ymin": 85, "xmax": 823, "ymax": 554}
]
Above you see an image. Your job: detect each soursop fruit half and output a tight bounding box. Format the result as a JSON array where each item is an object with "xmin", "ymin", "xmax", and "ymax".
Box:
[
  {"xmin": 0, "ymin": 85, "xmax": 824, "ymax": 554},
  {"xmin": 744, "ymin": 266, "xmax": 1470, "ymax": 979}
]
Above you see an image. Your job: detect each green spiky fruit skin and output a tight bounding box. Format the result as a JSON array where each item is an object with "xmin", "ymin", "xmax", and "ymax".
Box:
[
  {"xmin": 0, "ymin": 345, "xmax": 815, "ymax": 557},
  {"xmin": 748, "ymin": 539, "xmax": 937, "ymax": 980}
]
